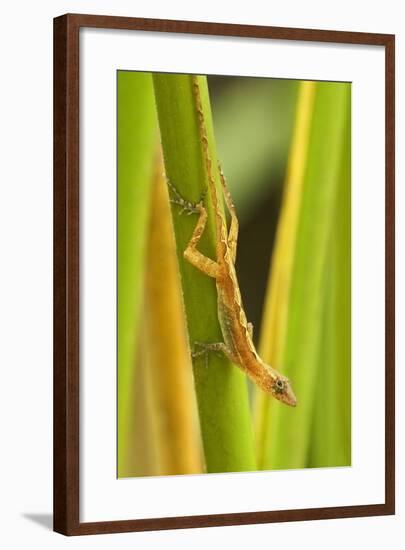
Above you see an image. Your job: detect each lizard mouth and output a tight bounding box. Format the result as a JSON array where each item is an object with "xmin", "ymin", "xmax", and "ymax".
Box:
[
  {"xmin": 284, "ymin": 390, "xmax": 297, "ymax": 407},
  {"xmin": 283, "ymin": 385, "xmax": 297, "ymax": 407},
  {"xmin": 272, "ymin": 380, "xmax": 297, "ymax": 407}
]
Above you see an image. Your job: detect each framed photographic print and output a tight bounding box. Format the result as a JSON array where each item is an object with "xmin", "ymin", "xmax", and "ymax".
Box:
[{"xmin": 53, "ymin": 13, "xmax": 395, "ymax": 535}]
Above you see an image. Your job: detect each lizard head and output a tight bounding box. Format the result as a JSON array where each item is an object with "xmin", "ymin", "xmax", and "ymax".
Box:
[
  {"xmin": 270, "ymin": 374, "xmax": 297, "ymax": 407},
  {"xmin": 254, "ymin": 361, "xmax": 297, "ymax": 406}
]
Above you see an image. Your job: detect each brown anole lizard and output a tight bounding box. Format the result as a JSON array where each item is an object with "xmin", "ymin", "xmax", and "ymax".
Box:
[{"xmin": 168, "ymin": 76, "xmax": 297, "ymax": 407}]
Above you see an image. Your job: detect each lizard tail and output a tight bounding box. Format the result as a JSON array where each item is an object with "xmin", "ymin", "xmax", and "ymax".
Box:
[{"xmin": 191, "ymin": 76, "xmax": 226, "ymax": 252}]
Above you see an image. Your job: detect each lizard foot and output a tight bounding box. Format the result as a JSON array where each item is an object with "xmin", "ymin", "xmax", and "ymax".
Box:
[
  {"xmin": 166, "ymin": 179, "xmax": 206, "ymax": 215},
  {"xmin": 192, "ymin": 341, "xmax": 232, "ymax": 368}
]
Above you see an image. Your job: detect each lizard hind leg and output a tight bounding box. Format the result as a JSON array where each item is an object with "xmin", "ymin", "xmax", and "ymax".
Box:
[{"xmin": 218, "ymin": 164, "xmax": 239, "ymax": 264}]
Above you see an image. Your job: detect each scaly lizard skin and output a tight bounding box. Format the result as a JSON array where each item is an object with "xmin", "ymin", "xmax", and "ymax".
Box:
[{"xmin": 168, "ymin": 76, "xmax": 297, "ymax": 407}]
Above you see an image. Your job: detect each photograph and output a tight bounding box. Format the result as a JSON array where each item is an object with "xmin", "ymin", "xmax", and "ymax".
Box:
[{"xmin": 117, "ymin": 71, "xmax": 351, "ymax": 479}]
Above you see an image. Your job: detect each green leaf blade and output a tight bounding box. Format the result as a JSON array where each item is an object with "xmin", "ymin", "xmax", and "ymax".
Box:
[
  {"xmin": 117, "ymin": 71, "xmax": 158, "ymax": 477},
  {"xmin": 260, "ymin": 82, "xmax": 351, "ymax": 470}
]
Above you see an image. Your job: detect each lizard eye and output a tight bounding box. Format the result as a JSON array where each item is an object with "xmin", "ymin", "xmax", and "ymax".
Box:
[{"xmin": 273, "ymin": 379, "xmax": 285, "ymax": 393}]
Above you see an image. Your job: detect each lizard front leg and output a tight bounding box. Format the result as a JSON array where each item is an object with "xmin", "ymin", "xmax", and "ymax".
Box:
[{"xmin": 167, "ymin": 180, "xmax": 219, "ymax": 279}]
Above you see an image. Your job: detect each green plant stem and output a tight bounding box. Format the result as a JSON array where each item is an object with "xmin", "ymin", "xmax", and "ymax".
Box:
[{"xmin": 153, "ymin": 74, "xmax": 256, "ymax": 473}]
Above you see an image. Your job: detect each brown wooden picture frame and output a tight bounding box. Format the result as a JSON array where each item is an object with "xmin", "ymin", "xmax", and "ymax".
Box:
[{"xmin": 53, "ymin": 13, "xmax": 395, "ymax": 536}]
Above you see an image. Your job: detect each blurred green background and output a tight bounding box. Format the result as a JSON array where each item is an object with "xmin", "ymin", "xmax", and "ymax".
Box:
[{"xmin": 117, "ymin": 71, "xmax": 351, "ymax": 478}]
